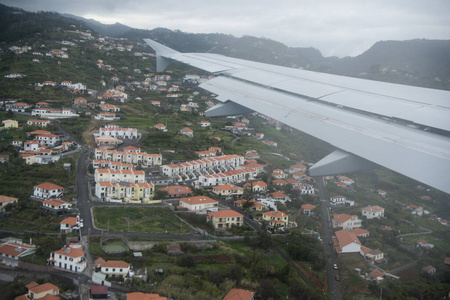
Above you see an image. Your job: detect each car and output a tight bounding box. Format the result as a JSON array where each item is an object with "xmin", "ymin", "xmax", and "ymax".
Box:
[
  {"xmin": 335, "ymin": 275, "xmax": 340, "ymax": 281},
  {"xmin": 333, "ymin": 264, "xmax": 338, "ymax": 270},
  {"xmin": 69, "ymin": 239, "xmax": 78, "ymax": 243}
]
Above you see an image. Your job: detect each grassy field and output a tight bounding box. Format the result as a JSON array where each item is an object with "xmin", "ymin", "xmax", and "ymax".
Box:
[{"xmin": 92, "ymin": 206, "xmax": 193, "ymax": 234}]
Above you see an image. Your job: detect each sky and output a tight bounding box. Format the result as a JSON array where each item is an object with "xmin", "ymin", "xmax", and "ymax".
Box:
[{"xmin": 1, "ymin": 0, "xmax": 450, "ymax": 57}]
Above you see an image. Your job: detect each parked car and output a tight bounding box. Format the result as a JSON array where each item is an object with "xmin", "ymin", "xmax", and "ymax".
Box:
[{"xmin": 333, "ymin": 264, "xmax": 338, "ymax": 270}]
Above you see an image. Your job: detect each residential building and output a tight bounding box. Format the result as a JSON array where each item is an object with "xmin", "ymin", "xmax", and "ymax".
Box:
[
  {"xmin": 369, "ymin": 269, "xmax": 384, "ymax": 281},
  {"xmin": 0, "ymin": 155, "xmax": 9, "ymax": 164},
  {"xmin": 2, "ymin": 119, "xmax": 18, "ymax": 129},
  {"xmin": 294, "ymin": 183, "xmax": 315, "ymax": 194},
  {"xmin": 243, "ymin": 180, "xmax": 267, "ymax": 192},
  {"xmin": 0, "ymin": 240, "xmax": 36, "ymax": 267},
  {"xmin": 207, "ymin": 210, "xmax": 244, "ymax": 229},
  {"xmin": 195, "ymin": 150, "xmax": 217, "ymax": 158},
  {"xmin": 94, "ymin": 111, "xmax": 120, "ymax": 121},
  {"xmin": 97, "ymin": 124, "xmax": 139, "ymax": 139},
  {"xmin": 95, "ymin": 148, "xmax": 162, "ymax": 167},
  {"xmin": 48, "ymin": 245, "xmax": 86, "ymax": 272},
  {"xmin": 238, "ymin": 161, "xmax": 265, "ymax": 174},
  {"xmin": 20, "ymin": 282, "xmax": 59, "ymax": 300},
  {"xmin": 334, "ymin": 229, "xmax": 361, "ymax": 254},
  {"xmin": 198, "ymin": 120, "xmax": 211, "ymax": 127},
  {"xmin": 95, "ymin": 182, "xmax": 154, "ymax": 203},
  {"xmin": 262, "ymin": 211, "xmax": 289, "ymax": 229},
  {"xmin": 352, "ymin": 228, "xmax": 370, "ymax": 238},
  {"xmin": 300, "ymin": 204, "xmax": 316, "ymax": 216},
  {"xmin": 98, "ymin": 259, "xmax": 131, "ymax": 278},
  {"xmin": 417, "ymin": 240, "xmax": 434, "ymax": 249},
  {"xmin": 34, "ymin": 133, "xmax": 61, "ymax": 147},
  {"xmin": 332, "ymin": 214, "xmax": 362, "ymax": 230},
  {"xmin": 159, "ymin": 186, "xmax": 193, "ymax": 198},
  {"xmin": 197, "ymin": 168, "xmax": 256, "ymax": 187},
  {"xmin": 154, "ymin": 123, "xmax": 166, "ymax": 130},
  {"xmin": 43, "ymin": 199, "xmax": 71, "ymax": 212},
  {"xmin": 211, "ymin": 184, "xmax": 244, "ymax": 198},
  {"xmin": 98, "ymin": 103, "xmax": 120, "ymax": 112},
  {"xmin": 33, "ymin": 183, "xmax": 64, "ymax": 199},
  {"xmin": 272, "ymin": 169, "xmax": 288, "ymax": 179},
  {"xmin": 330, "ymin": 195, "xmax": 346, "ymax": 206},
  {"xmin": 60, "ymin": 217, "xmax": 81, "ymax": 233},
  {"xmin": 234, "ymin": 199, "xmax": 267, "ymax": 212},
  {"xmin": 94, "ymin": 168, "xmax": 145, "ymax": 184},
  {"xmin": 364, "ymin": 249, "xmax": 384, "ymax": 262},
  {"xmin": 73, "ymin": 97, "xmax": 87, "ymax": 107},
  {"xmin": 161, "ymin": 155, "xmax": 245, "ymax": 178},
  {"xmin": 336, "ymin": 175, "xmax": 354, "ymax": 185},
  {"xmin": 268, "ymin": 191, "xmax": 290, "ymax": 203},
  {"xmin": 180, "ymin": 127, "xmax": 193, "ymax": 137},
  {"xmin": 223, "ymin": 289, "xmax": 255, "ymax": 300},
  {"xmin": 0, "ymin": 195, "xmax": 18, "ymax": 212},
  {"xmin": 178, "ymin": 196, "xmax": 218, "ymax": 214},
  {"xmin": 6, "ymin": 102, "xmax": 32, "ymax": 112},
  {"xmin": 27, "ymin": 119, "xmax": 50, "ymax": 127},
  {"xmin": 287, "ymin": 163, "xmax": 307, "ymax": 174},
  {"xmin": 31, "ymin": 108, "xmax": 79, "ymax": 119},
  {"xmin": 92, "ymin": 160, "xmax": 132, "ymax": 170},
  {"xmin": 362, "ymin": 205, "xmax": 385, "ymax": 219}
]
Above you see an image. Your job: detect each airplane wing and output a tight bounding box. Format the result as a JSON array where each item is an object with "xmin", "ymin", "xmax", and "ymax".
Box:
[{"xmin": 144, "ymin": 38, "xmax": 450, "ymax": 194}]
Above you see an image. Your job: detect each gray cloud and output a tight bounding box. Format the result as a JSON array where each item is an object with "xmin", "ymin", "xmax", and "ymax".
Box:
[{"xmin": 1, "ymin": 0, "xmax": 449, "ymax": 57}]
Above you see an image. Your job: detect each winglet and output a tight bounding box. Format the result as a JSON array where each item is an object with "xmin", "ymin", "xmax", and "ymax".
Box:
[{"xmin": 144, "ymin": 38, "xmax": 180, "ymax": 72}]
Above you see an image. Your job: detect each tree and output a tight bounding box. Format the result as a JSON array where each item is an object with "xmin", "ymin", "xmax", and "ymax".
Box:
[
  {"xmin": 242, "ymin": 199, "xmax": 254, "ymax": 211},
  {"xmin": 258, "ymin": 279, "xmax": 279, "ymax": 300},
  {"xmin": 154, "ymin": 189, "xmax": 168, "ymax": 200}
]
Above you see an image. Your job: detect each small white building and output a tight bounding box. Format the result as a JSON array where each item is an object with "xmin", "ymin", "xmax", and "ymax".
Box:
[
  {"xmin": 362, "ymin": 205, "xmax": 385, "ymax": 219},
  {"xmin": 100, "ymin": 260, "xmax": 131, "ymax": 278},
  {"xmin": 179, "ymin": 196, "xmax": 218, "ymax": 214},
  {"xmin": 43, "ymin": 198, "xmax": 71, "ymax": 212},
  {"xmin": 330, "ymin": 195, "xmax": 346, "ymax": 206}
]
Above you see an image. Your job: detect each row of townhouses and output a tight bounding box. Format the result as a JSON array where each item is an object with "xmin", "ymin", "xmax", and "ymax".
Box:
[
  {"xmin": 95, "ymin": 124, "xmax": 139, "ymax": 139},
  {"xmin": 94, "ymin": 146, "xmax": 162, "ymax": 167},
  {"xmin": 160, "ymin": 155, "xmax": 245, "ymax": 178}
]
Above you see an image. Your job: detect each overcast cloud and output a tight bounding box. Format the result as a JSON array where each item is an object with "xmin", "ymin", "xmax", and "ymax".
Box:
[{"xmin": 1, "ymin": 0, "xmax": 449, "ymax": 57}]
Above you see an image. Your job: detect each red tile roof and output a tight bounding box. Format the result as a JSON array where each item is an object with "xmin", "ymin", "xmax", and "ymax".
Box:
[
  {"xmin": 34, "ymin": 182, "xmax": 64, "ymax": 191},
  {"xmin": 208, "ymin": 209, "xmax": 243, "ymax": 218},
  {"xmin": 223, "ymin": 288, "xmax": 255, "ymax": 300},
  {"xmin": 53, "ymin": 246, "xmax": 84, "ymax": 258},
  {"xmin": 179, "ymin": 196, "xmax": 218, "ymax": 205}
]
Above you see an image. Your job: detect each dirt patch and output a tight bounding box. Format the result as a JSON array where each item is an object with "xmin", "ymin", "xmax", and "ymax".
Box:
[
  {"xmin": 83, "ymin": 119, "xmax": 101, "ymax": 148},
  {"xmin": 121, "ymin": 105, "xmax": 150, "ymax": 117},
  {"xmin": 194, "ymin": 254, "xmax": 231, "ymax": 263}
]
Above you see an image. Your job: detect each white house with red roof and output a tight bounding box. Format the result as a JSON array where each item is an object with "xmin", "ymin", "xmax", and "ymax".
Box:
[
  {"xmin": 0, "ymin": 239, "xmax": 36, "ymax": 267},
  {"xmin": 207, "ymin": 209, "xmax": 244, "ymax": 229},
  {"xmin": 48, "ymin": 245, "xmax": 86, "ymax": 272},
  {"xmin": 268, "ymin": 191, "xmax": 291, "ymax": 203},
  {"xmin": 362, "ymin": 205, "xmax": 385, "ymax": 219},
  {"xmin": 198, "ymin": 120, "xmax": 211, "ymax": 127},
  {"xmin": 336, "ymin": 175, "xmax": 355, "ymax": 185},
  {"xmin": 0, "ymin": 195, "xmax": 18, "ymax": 212},
  {"xmin": 300, "ymin": 204, "xmax": 316, "ymax": 216},
  {"xmin": 180, "ymin": 127, "xmax": 193, "ymax": 138},
  {"xmin": 98, "ymin": 103, "xmax": 120, "ymax": 112},
  {"xmin": 332, "ymin": 214, "xmax": 362, "ymax": 230},
  {"xmin": 33, "ymin": 183, "xmax": 64, "ymax": 199},
  {"xmin": 272, "ymin": 169, "xmax": 288, "ymax": 179},
  {"xmin": 43, "ymin": 198, "xmax": 71, "ymax": 212},
  {"xmin": 334, "ymin": 229, "xmax": 361, "ymax": 254},
  {"xmin": 179, "ymin": 196, "xmax": 218, "ymax": 214},
  {"xmin": 94, "ymin": 148, "xmax": 162, "ymax": 167},
  {"xmin": 154, "ymin": 123, "xmax": 166, "ymax": 131},
  {"xmin": 60, "ymin": 216, "xmax": 81, "ymax": 233},
  {"xmin": 16, "ymin": 282, "xmax": 60, "ymax": 300},
  {"xmin": 96, "ymin": 258, "xmax": 131, "ymax": 278},
  {"xmin": 243, "ymin": 180, "xmax": 267, "ymax": 192},
  {"xmin": 34, "ymin": 133, "xmax": 61, "ymax": 147},
  {"xmin": 234, "ymin": 199, "xmax": 267, "ymax": 212}
]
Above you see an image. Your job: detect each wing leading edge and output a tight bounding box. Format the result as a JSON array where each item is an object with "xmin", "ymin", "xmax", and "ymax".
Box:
[{"xmin": 144, "ymin": 38, "xmax": 450, "ymax": 194}]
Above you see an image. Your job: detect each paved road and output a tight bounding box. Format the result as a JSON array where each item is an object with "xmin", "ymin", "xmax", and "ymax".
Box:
[{"xmin": 316, "ymin": 176, "xmax": 342, "ymax": 300}]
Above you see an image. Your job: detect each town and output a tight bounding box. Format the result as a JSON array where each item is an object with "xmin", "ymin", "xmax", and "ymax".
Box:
[{"xmin": 0, "ymin": 7, "xmax": 450, "ymax": 300}]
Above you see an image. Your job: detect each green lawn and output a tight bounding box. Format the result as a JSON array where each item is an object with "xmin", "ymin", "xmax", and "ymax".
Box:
[{"xmin": 92, "ymin": 206, "xmax": 193, "ymax": 234}]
